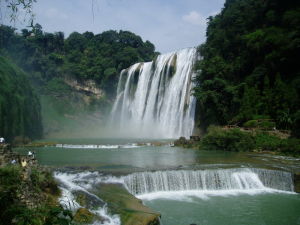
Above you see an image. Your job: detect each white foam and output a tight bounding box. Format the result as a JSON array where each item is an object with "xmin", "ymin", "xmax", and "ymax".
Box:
[
  {"xmin": 55, "ymin": 143, "xmax": 141, "ymax": 149},
  {"xmin": 54, "ymin": 168, "xmax": 295, "ymax": 221},
  {"xmin": 123, "ymin": 168, "xmax": 294, "ymax": 195},
  {"xmin": 91, "ymin": 206, "xmax": 121, "ymax": 225},
  {"xmin": 110, "ymin": 48, "xmax": 197, "ymax": 139},
  {"xmin": 58, "ymin": 187, "xmax": 81, "ymax": 211},
  {"xmin": 54, "ymin": 172, "xmax": 121, "ymax": 225},
  {"xmin": 137, "ymin": 188, "xmax": 295, "ymax": 201}
]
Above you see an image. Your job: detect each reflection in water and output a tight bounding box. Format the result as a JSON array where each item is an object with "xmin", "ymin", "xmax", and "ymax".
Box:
[{"xmin": 14, "ymin": 139, "xmax": 300, "ymax": 173}]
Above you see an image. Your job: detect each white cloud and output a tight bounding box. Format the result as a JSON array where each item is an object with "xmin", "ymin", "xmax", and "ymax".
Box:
[
  {"xmin": 182, "ymin": 11, "xmax": 206, "ymax": 26},
  {"xmin": 45, "ymin": 8, "xmax": 68, "ymax": 20},
  {"xmin": 6, "ymin": 0, "xmax": 225, "ymax": 53}
]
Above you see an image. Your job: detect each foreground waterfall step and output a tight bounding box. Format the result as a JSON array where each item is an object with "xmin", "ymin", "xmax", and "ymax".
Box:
[
  {"xmin": 96, "ymin": 184, "xmax": 160, "ymax": 225},
  {"xmin": 123, "ymin": 168, "xmax": 294, "ymax": 195},
  {"xmin": 54, "ymin": 168, "xmax": 296, "ymax": 225},
  {"xmin": 111, "ymin": 48, "xmax": 197, "ymax": 138},
  {"xmin": 55, "ymin": 172, "xmax": 160, "ymax": 225}
]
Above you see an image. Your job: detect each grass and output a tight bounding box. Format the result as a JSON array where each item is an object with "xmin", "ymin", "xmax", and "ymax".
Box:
[
  {"xmin": 199, "ymin": 126, "xmax": 300, "ymax": 156},
  {"xmin": 0, "ymin": 165, "xmax": 73, "ymax": 225}
]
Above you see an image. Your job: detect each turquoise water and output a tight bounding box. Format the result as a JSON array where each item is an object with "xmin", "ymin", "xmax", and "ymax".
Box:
[
  {"xmin": 14, "ymin": 138, "xmax": 300, "ymax": 225},
  {"xmin": 144, "ymin": 193, "xmax": 300, "ymax": 225},
  {"xmin": 15, "ymin": 139, "xmax": 300, "ymax": 172},
  {"xmin": 16, "ymin": 145, "xmax": 199, "ymax": 171}
]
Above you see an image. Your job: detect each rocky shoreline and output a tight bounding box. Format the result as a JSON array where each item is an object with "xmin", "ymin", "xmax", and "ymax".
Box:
[{"xmin": 0, "ymin": 143, "xmax": 161, "ymax": 225}]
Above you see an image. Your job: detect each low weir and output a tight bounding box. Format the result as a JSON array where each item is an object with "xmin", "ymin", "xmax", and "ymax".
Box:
[{"xmin": 123, "ymin": 168, "xmax": 294, "ymax": 195}]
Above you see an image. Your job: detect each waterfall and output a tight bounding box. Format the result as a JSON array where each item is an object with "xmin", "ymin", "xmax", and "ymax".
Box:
[
  {"xmin": 54, "ymin": 168, "xmax": 295, "ymax": 210},
  {"xmin": 123, "ymin": 168, "xmax": 294, "ymax": 195},
  {"xmin": 111, "ymin": 48, "xmax": 197, "ymax": 138}
]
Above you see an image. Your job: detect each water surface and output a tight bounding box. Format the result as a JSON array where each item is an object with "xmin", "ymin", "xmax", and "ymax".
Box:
[{"xmin": 14, "ymin": 138, "xmax": 300, "ymax": 225}]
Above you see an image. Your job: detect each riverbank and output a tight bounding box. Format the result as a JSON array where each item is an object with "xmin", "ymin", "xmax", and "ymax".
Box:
[
  {"xmin": 9, "ymin": 137, "xmax": 300, "ymax": 225},
  {"xmin": 0, "ymin": 144, "xmax": 74, "ymax": 224},
  {"xmin": 0, "ymin": 143, "xmax": 161, "ymax": 225},
  {"xmin": 175, "ymin": 126, "xmax": 300, "ymax": 157}
]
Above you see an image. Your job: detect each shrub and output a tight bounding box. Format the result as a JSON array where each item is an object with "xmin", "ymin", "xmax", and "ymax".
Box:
[
  {"xmin": 201, "ymin": 126, "xmax": 255, "ymax": 152},
  {"xmin": 0, "ymin": 166, "xmax": 71, "ymax": 225},
  {"xmin": 279, "ymin": 138, "xmax": 300, "ymax": 156},
  {"xmin": 259, "ymin": 120, "xmax": 275, "ymax": 130},
  {"xmin": 254, "ymin": 132, "xmax": 281, "ymax": 151},
  {"xmin": 291, "ymin": 110, "xmax": 300, "ymax": 138},
  {"xmin": 243, "ymin": 119, "xmax": 275, "ymax": 130},
  {"xmin": 243, "ymin": 120, "xmax": 258, "ymax": 128}
]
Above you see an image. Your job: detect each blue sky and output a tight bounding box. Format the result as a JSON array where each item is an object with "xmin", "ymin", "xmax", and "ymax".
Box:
[{"xmin": 2, "ymin": 0, "xmax": 225, "ymax": 53}]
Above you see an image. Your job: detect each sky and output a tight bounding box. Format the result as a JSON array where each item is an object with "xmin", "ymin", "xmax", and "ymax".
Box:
[{"xmin": 2, "ymin": 0, "xmax": 225, "ymax": 53}]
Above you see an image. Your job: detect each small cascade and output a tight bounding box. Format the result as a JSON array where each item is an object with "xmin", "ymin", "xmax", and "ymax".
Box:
[
  {"xmin": 123, "ymin": 168, "xmax": 294, "ymax": 195},
  {"xmin": 54, "ymin": 172, "xmax": 121, "ymax": 225},
  {"xmin": 53, "ymin": 168, "xmax": 295, "ymax": 218},
  {"xmin": 111, "ymin": 48, "xmax": 197, "ymax": 138}
]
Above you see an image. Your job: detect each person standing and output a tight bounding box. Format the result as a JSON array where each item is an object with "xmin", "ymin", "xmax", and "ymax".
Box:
[{"xmin": 0, "ymin": 137, "xmax": 5, "ymax": 143}]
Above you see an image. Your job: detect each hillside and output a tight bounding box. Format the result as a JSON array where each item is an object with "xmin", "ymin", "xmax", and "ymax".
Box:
[
  {"xmin": 0, "ymin": 25, "xmax": 158, "ymax": 137},
  {"xmin": 0, "ymin": 56, "xmax": 42, "ymax": 141},
  {"xmin": 194, "ymin": 0, "xmax": 300, "ymax": 137}
]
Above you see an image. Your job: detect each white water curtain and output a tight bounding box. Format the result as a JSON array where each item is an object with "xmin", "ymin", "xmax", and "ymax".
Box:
[{"xmin": 111, "ymin": 48, "xmax": 197, "ymax": 138}]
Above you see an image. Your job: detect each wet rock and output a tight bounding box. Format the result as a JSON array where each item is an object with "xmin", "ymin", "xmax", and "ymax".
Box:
[
  {"xmin": 174, "ymin": 137, "xmax": 188, "ymax": 146},
  {"xmin": 190, "ymin": 136, "xmax": 201, "ymax": 141},
  {"xmin": 73, "ymin": 190, "xmax": 105, "ymax": 209},
  {"xmin": 73, "ymin": 208, "xmax": 104, "ymax": 224},
  {"xmin": 294, "ymin": 172, "xmax": 300, "ymax": 193},
  {"xmin": 96, "ymin": 183, "xmax": 161, "ymax": 225}
]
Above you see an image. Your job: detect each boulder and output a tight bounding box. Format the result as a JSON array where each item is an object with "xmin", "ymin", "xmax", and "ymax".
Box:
[
  {"xmin": 73, "ymin": 190, "xmax": 105, "ymax": 209},
  {"xmin": 74, "ymin": 208, "xmax": 99, "ymax": 224},
  {"xmin": 190, "ymin": 136, "xmax": 201, "ymax": 141},
  {"xmin": 294, "ymin": 172, "xmax": 300, "ymax": 193},
  {"xmin": 96, "ymin": 183, "xmax": 160, "ymax": 225},
  {"xmin": 174, "ymin": 137, "xmax": 188, "ymax": 146}
]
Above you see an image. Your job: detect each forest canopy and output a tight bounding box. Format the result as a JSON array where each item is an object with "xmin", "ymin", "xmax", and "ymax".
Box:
[
  {"xmin": 0, "ymin": 25, "xmax": 158, "ymax": 96},
  {"xmin": 194, "ymin": 0, "xmax": 300, "ymax": 136}
]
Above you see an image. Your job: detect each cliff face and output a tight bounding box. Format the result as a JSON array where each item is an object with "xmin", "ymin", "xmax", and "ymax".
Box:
[
  {"xmin": 64, "ymin": 77, "xmax": 104, "ymax": 99},
  {"xmin": 40, "ymin": 77, "xmax": 111, "ymax": 138}
]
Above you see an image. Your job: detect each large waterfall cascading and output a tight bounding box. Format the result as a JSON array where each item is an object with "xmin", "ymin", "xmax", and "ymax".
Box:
[
  {"xmin": 111, "ymin": 48, "xmax": 197, "ymax": 138},
  {"xmin": 123, "ymin": 168, "xmax": 294, "ymax": 195}
]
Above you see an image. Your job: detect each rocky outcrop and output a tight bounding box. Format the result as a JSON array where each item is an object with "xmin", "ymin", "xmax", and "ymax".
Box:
[
  {"xmin": 64, "ymin": 77, "xmax": 104, "ymax": 98},
  {"xmin": 294, "ymin": 172, "xmax": 300, "ymax": 193},
  {"xmin": 42, "ymin": 76, "xmax": 111, "ymax": 138},
  {"xmin": 73, "ymin": 208, "xmax": 105, "ymax": 224},
  {"xmin": 174, "ymin": 136, "xmax": 201, "ymax": 147},
  {"xmin": 74, "ymin": 189, "xmax": 105, "ymax": 209},
  {"xmin": 96, "ymin": 183, "xmax": 160, "ymax": 225}
]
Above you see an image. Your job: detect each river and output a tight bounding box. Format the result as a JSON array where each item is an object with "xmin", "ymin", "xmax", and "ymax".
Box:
[{"xmin": 15, "ymin": 138, "xmax": 300, "ymax": 225}]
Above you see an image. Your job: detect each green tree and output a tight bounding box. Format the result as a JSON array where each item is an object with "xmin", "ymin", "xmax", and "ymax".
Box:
[{"xmin": 194, "ymin": 0, "xmax": 300, "ymax": 131}]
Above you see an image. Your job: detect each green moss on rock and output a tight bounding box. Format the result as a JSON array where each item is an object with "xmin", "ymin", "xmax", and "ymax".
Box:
[
  {"xmin": 73, "ymin": 208, "xmax": 96, "ymax": 224},
  {"xmin": 96, "ymin": 183, "xmax": 160, "ymax": 225}
]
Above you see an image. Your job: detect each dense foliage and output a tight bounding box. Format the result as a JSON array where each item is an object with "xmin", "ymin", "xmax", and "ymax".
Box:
[
  {"xmin": 0, "ymin": 165, "xmax": 73, "ymax": 225},
  {"xmin": 201, "ymin": 126, "xmax": 255, "ymax": 152},
  {"xmin": 201, "ymin": 126, "xmax": 300, "ymax": 155},
  {"xmin": 0, "ymin": 56, "xmax": 42, "ymax": 141},
  {"xmin": 0, "ymin": 24, "xmax": 158, "ymax": 96},
  {"xmin": 194, "ymin": 0, "xmax": 300, "ymax": 135}
]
